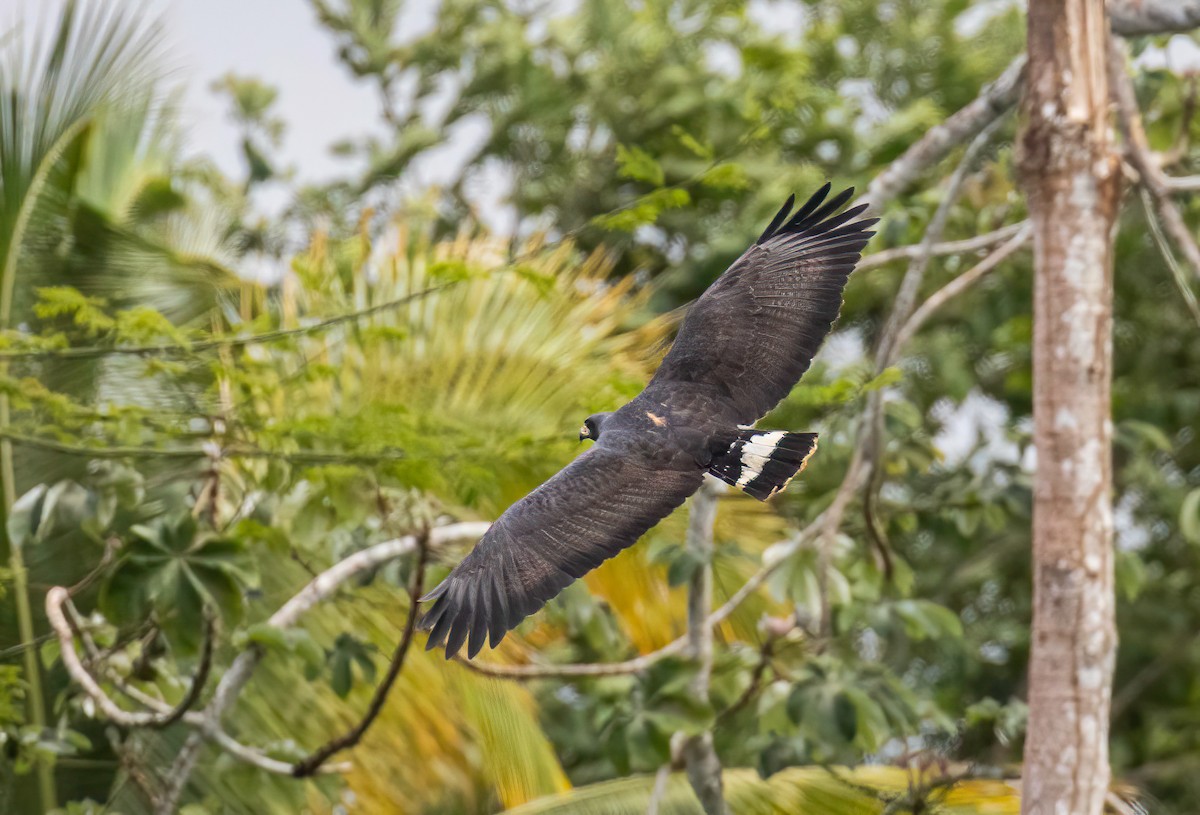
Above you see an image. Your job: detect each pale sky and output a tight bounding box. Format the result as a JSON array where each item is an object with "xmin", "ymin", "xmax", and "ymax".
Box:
[{"xmin": 0, "ymin": 0, "xmax": 431, "ymax": 182}]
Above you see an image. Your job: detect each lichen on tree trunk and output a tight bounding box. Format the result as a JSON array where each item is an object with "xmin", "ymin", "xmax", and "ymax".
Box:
[{"xmin": 1017, "ymin": 1, "xmax": 1120, "ymax": 814}]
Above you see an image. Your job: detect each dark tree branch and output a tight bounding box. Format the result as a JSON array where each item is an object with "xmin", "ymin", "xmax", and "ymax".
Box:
[
  {"xmin": 292, "ymin": 530, "xmax": 431, "ymax": 777},
  {"xmin": 146, "ymin": 610, "xmax": 217, "ymax": 730}
]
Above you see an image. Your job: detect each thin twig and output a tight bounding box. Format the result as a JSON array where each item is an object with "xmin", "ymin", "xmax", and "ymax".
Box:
[
  {"xmin": 292, "ymin": 529, "xmax": 431, "ymax": 777},
  {"xmin": 893, "ymin": 225, "xmax": 1034, "ymax": 350},
  {"xmin": 106, "ymin": 730, "xmax": 161, "ymax": 809},
  {"xmin": 1111, "ymin": 41, "xmax": 1200, "ymax": 325},
  {"xmin": 715, "ymin": 636, "xmax": 776, "ymax": 723},
  {"xmin": 861, "ymin": 58, "xmax": 1024, "ymax": 211},
  {"xmin": 1136, "ymin": 189, "xmax": 1200, "ymax": 325},
  {"xmin": 0, "ymin": 284, "xmax": 452, "ymax": 361},
  {"xmin": 646, "ymin": 764, "xmax": 673, "ymax": 815},
  {"xmin": 48, "ymin": 587, "xmax": 191, "ymax": 728},
  {"xmin": 50, "ymin": 589, "xmax": 330, "ymax": 777},
  {"xmin": 860, "ymin": 114, "xmax": 1008, "ymax": 585},
  {"xmin": 857, "ymin": 222, "xmax": 1028, "ymax": 272},
  {"xmin": 0, "ymin": 430, "xmax": 407, "ymax": 464},
  {"xmin": 65, "ymin": 536, "xmax": 120, "ymax": 597},
  {"xmin": 146, "ymin": 611, "xmax": 216, "ymax": 730}
]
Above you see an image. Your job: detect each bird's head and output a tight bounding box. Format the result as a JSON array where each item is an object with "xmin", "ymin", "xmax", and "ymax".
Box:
[{"xmin": 579, "ymin": 412, "xmax": 612, "ymax": 442}]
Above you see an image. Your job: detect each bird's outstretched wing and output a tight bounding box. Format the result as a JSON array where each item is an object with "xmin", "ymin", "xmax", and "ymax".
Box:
[
  {"xmin": 648, "ymin": 184, "xmax": 876, "ymax": 422},
  {"xmin": 419, "ymin": 446, "xmax": 704, "ymax": 658}
]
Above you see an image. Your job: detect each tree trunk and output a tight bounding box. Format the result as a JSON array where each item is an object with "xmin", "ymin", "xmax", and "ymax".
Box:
[{"xmin": 1017, "ymin": 2, "xmax": 1120, "ymax": 814}]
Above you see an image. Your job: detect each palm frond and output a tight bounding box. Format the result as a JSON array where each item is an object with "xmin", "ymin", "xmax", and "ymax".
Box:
[
  {"xmin": 0, "ymin": 0, "xmax": 165, "ymax": 254},
  {"xmin": 504, "ymin": 766, "xmax": 1023, "ymax": 815}
]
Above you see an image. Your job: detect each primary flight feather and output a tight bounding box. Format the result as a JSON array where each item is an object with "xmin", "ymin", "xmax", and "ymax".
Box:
[{"xmin": 419, "ymin": 184, "xmax": 876, "ymax": 658}]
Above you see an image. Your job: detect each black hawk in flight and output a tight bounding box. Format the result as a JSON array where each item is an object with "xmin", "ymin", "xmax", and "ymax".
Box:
[{"xmin": 420, "ymin": 184, "xmax": 875, "ymax": 658}]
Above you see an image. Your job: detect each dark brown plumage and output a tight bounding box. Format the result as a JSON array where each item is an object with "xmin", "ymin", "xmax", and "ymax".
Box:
[{"xmin": 419, "ymin": 184, "xmax": 876, "ymax": 658}]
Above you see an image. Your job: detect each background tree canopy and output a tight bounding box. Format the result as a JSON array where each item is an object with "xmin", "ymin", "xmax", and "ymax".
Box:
[{"xmin": 1, "ymin": 1, "xmax": 1198, "ymax": 813}]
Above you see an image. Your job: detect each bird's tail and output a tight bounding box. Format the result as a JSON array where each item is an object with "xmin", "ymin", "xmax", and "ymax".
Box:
[{"xmin": 708, "ymin": 429, "xmax": 818, "ymax": 501}]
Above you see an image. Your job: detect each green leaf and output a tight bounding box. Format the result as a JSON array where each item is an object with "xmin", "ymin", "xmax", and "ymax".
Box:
[
  {"xmin": 330, "ymin": 650, "xmax": 353, "ymax": 698},
  {"xmin": 1116, "ymin": 550, "xmax": 1148, "ymax": 601},
  {"xmin": 862, "ymin": 366, "xmax": 903, "ymax": 392},
  {"xmin": 100, "ymin": 514, "xmax": 255, "ymax": 653},
  {"xmin": 7, "ymin": 485, "xmax": 48, "ymax": 548},
  {"xmin": 289, "ymin": 630, "xmax": 326, "ymax": 676},
  {"xmin": 614, "ymin": 144, "xmax": 664, "ymax": 186},
  {"xmin": 242, "ymin": 623, "xmax": 290, "ymax": 652},
  {"xmin": 644, "ymin": 697, "xmax": 714, "ymax": 737},
  {"xmin": 37, "ymin": 481, "xmax": 96, "ymax": 541},
  {"xmin": 698, "ymin": 163, "xmax": 748, "ymax": 190},
  {"xmin": 1118, "ymin": 419, "xmax": 1174, "ymax": 453},
  {"xmin": 326, "ymin": 633, "xmax": 377, "ymax": 695},
  {"xmin": 832, "ymin": 690, "xmax": 857, "ymax": 742},
  {"xmin": 892, "ymin": 600, "xmax": 963, "ymax": 641},
  {"xmin": 841, "ymin": 686, "xmax": 888, "ymax": 750},
  {"xmin": 592, "ymin": 188, "xmax": 690, "ymax": 232},
  {"xmin": 624, "ymin": 715, "xmax": 669, "ymax": 771},
  {"xmin": 672, "ymin": 125, "xmax": 714, "ymax": 159},
  {"xmin": 666, "ymin": 550, "xmax": 700, "ymax": 587},
  {"xmin": 1181, "ymin": 487, "xmax": 1200, "ymax": 545}
]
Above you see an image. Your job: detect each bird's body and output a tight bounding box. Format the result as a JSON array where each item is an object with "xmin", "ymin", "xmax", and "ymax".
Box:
[{"xmin": 419, "ymin": 184, "xmax": 876, "ymax": 658}]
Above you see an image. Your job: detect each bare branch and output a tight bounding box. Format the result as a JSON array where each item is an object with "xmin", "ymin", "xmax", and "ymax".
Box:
[
  {"xmin": 155, "ymin": 521, "xmax": 488, "ymax": 814},
  {"xmin": 47, "ymin": 589, "xmax": 332, "ymax": 778},
  {"xmin": 292, "ymin": 530, "xmax": 431, "ymax": 777},
  {"xmin": 48, "ymin": 588, "xmax": 195, "ymax": 729},
  {"xmin": 856, "ymin": 0, "xmax": 1197, "ymax": 211},
  {"xmin": 875, "ymin": 116, "xmax": 1008, "ymax": 367},
  {"xmin": 893, "ymin": 225, "xmax": 1034, "ymax": 351},
  {"xmin": 1112, "ymin": 39, "xmax": 1200, "ymax": 320},
  {"xmin": 857, "ymin": 222, "xmax": 1028, "ymax": 272},
  {"xmin": 145, "ymin": 611, "xmax": 216, "ymax": 730},
  {"xmin": 860, "ymin": 58, "xmax": 1024, "ymax": 211},
  {"xmin": 1108, "ymin": 0, "xmax": 1200, "ymax": 35},
  {"xmin": 1162, "ymin": 174, "xmax": 1200, "ymax": 192},
  {"xmin": 646, "ymin": 764, "xmax": 673, "ymax": 815}
]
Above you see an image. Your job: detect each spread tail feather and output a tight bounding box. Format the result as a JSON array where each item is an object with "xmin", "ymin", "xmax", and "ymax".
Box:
[{"xmin": 709, "ymin": 429, "xmax": 817, "ymax": 501}]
